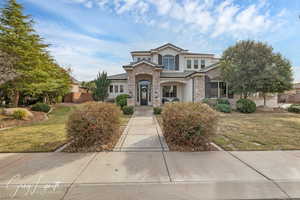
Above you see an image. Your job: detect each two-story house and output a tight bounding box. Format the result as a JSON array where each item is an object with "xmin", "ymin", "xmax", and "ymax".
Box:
[{"xmin": 107, "ymin": 43, "xmax": 233, "ymax": 107}]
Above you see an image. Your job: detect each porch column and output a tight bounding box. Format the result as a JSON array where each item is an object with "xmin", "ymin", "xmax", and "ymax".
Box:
[
  {"xmin": 152, "ymin": 69, "xmax": 161, "ymax": 107},
  {"xmin": 126, "ymin": 69, "xmax": 135, "ymax": 106},
  {"xmin": 194, "ymin": 75, "xmax": 205, "ymax": 102}
]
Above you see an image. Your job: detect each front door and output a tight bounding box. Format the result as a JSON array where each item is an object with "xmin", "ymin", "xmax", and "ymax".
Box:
[{"xmin": 140, "ymin": 85, "xmax": 148, "ymax": 105}]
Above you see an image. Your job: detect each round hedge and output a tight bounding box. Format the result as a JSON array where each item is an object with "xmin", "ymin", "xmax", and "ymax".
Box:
[
  {"xmin": 236, "ymin": 99, "xmax": 256, "ymax": 113},
  {"xmin": 215, "ymin": 103, "xmax": 231, "ymax": 113},
  {"xmin": 116, "ymin": 94, "xmax": 130, "ymax": 108},
  {"xmin": 66, "ymin": 102, "xmax": 121, "ymax": 152},
  {"xmin": 31, "ymin": 103, "xmax": 51, "ymax": 113},
  {"xmin": 161, "ymin": 102, "xmax": 218, "ymax": 151}
]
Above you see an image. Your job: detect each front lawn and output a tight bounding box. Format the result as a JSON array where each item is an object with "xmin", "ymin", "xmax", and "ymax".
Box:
[
  {"xmin": 0, "ymin": 104, "xmax": 131, "ymax": 152},
  {"xmin": 213, "ymin": 112, "xmax": 300, "ymax": 151}
]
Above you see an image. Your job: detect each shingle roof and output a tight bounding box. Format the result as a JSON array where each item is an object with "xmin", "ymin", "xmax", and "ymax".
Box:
[
  {"xmin": 160, "ymin": 71, "xmax": 195, "ymax": 78},
  {"xmin": 108, "ymin": 73, "xmax": 128, "ymax": 80}
]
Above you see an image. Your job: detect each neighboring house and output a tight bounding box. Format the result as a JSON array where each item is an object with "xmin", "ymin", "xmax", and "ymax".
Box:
[
  {"xmin": 64, "ymin": 78, "xmax": 93, "ymax": 103},
  {"xmin": 278, "ymin": 83, "xmax": 300, "ymax": 104},
  {"xmin": 108, "ymin": 43, "xmax": 278, "ymax": 107}
]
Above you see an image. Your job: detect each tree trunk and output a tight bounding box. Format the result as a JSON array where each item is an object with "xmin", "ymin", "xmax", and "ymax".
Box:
[
  {"xmin": 263, "ymin": 93, "xmax": 267, "ymax": 107},
  {"xmin": 12, "ymin": 90, "xmax": 19, "ymax": 107}
]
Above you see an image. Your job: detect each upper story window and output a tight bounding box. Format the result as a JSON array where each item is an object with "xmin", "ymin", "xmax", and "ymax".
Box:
[
  {"xmin": 163, "ymin": 55, "xmax": 175, "ymax": 70},
  {"xmin": 201, "ymin": 59, "xmax": 205, "ymax": 68},
  {"xmin": 147, "ymin": 57, "xmax": 151, "ymax": 61},
  {"xmin": 137, "ymin": 57, "xmax": 141, "ymax": 62},
  {"xmin": 187, "ymin": 59, "xmax": 191, "ymax": 69},
  {"xmin": 194, "ymin": 60, "xmax": 198, "ymax": 69}
]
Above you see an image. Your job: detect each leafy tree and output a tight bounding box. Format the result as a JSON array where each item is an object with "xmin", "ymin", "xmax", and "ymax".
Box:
[
  {"xmin": 93, "ymin": 71, "xmax": 111, "ymax": 101},
  {"xmin": 220, "ymin": 40, "xmax": 293, "ymax": 106},
  {"xmin": 0, "ymin": 50, "xmax": 17, "ymax": 85},
  {"xmin": 0, "ymin": 0, "xmax": 71, "ymax": 106},
  {"xmin": 81, "ymin": 81, "xmax": 96, "ymax": 93}
]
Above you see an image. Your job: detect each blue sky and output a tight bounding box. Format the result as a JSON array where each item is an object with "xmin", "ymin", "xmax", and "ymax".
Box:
[{"xmin": 5, "ymin": 0, "xmax": 300, "ymax": 82}]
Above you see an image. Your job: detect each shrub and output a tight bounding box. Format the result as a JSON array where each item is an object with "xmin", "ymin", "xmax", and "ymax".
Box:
[
  {"xmin": 202, "ymin": 98, "xmax": 217, "ymax": 107},
  {"xmin": 215, "ymin": 103, "xmax": 231, "ymax": 113},
  {"xmin": 172, "ymin": 98, "xmax": 180, "ymax": 102},
  {"xmin": 288, "ymin": 104, "xmax": 300, "ymax": 113},
  {"xmin": 12, "ymin": 110, "xmax": 27, "ymax": 120},
  {"xmin": 116, "ymin": 94, "xmax": 130, "ymax": 108},
  {"xmin": 236, "ymin": 99, "xmax": 256, "ymax": 113},
  {"xmin": 216, "ymin": 98, "xmax": 230, "ymax": 105},
  {"xmin": 31, "ymin": 103, "xmax": 51, "ymax": 113},
  {"xmin": 153, "ymin": 107, "xmax": 162, "ymax": 115},
  {"xmin": 66, "ymin": 102, "xmax": 121, "ymax": 152},
  {"xmin": 161, "ymin": 102, "xmax": 218, "ymax": 151},
  {"xmin": 122, "ymin": 106, "xmax": 134, "ymax": 115}
]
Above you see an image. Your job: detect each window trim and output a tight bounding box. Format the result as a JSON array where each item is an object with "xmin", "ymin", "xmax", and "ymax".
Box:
[
  {"xmin": 163, "ymin": 55, "xmax": 175, "ymax": 70},
  {"xmin": 201, "ymin": 59, "xmax": 205, "ymax": 69},
  {"xmin": 194, "ymin": 59, "xmax": 198, "ymax": 69},
  {"xmin": 187, "ymin": 59, "xmax": 191, "ymax": 69}
]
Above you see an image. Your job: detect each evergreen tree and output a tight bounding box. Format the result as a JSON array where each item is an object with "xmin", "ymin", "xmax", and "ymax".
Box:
[
  {"xmin": 93, "ymin": 71, "xmax": 111, "ymax": 101},
  {"xmin": 0, "ymin": 0, "xmax": 71, "ymax": 106},
  {"xmin": 0, "ymin": 50, "xmax": 17, "ymax": 85}
]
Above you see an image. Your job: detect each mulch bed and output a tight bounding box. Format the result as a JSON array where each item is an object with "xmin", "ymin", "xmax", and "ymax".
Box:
[{"xmin": 0, "ymin": 110, "xmax": 48, "ymax": 129}]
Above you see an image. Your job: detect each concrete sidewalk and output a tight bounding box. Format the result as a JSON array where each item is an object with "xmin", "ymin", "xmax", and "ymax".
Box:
[
  {"xmin": 1, "ymin": 151, "xmax": 300, "ymax": 199},
  {"xmin": 1, "ymin": 107, "xmax": 300, "ymax": 199}
]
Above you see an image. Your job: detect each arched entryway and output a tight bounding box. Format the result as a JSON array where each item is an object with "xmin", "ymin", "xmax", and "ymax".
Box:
[{"xmin": 136, "ymin": 74, "xmax": 152, "ymax": 106}]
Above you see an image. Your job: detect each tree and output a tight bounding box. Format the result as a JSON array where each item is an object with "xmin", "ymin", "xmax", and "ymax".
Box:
[
  {"xmin": 93, "ymin": 71, "xmax": 111, "ymax": 101},
  {"xmin": 0, "ymin": 50, "xmax": 17, "ymax": 85},
  {"xmin": 81, "ymin": 81, "xmax": 96, "ymax": 93},
  {"xmin": 0, "ymin": 0, "xmax": 71, "ymax": 106},
  {"xmin": 219, "ymin": 40, "xmax": 293, "ymax": 106}
]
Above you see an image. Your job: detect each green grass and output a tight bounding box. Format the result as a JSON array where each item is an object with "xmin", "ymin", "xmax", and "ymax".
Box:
[
  {"xmin": 213, "ymin": 112, "xmax": 300, "ymax": 151},
  {"xmin": 0, "ymin": 105, "xmax": 75, "ymax": 152},
  {"xmin": 0, "ymin": 105, "xmax": 131, "ymax": 153}
]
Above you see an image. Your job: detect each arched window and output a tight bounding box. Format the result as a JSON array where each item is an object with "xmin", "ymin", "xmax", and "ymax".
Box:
[{"xmin": 163, "ymin": 55, "xmax": 175, "ymax": 70}]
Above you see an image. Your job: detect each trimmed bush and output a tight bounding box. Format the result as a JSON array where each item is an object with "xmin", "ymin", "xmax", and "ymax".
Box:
[
  {"xmin": 216, "ymin": 98, "xmax": 230, "ymax": 105},
  {"xmin": 236, "ymin": 99, "xmax": 256, "ymax": 113},
  {"xmin": 31, "ymin": 103, "xmax": 51, "ymax": 113},
  {"xmin": 215, "ymin": 103, "xmax": 231, "ymax": 113},
  {"xmin": 12, "ymin": 110, "xmax": 27, "ymax": 120},
  {"xmin": 153, "ymin": 107, "xmax": 162, "ymax": 115},
  {"xmin": 116, "ymin": 94, "xmax": 130, "ymax": 108},
  {"xmin": 162, "ymin": 102, "xmax": 218, "ymax": 151},
  {"xmin": 122, "ymin": 106, "xmax": 134, "ymax": 115},
  {"xmin": 66, "ymin": 102, "xmax": 121, "ymax": 152},
  {"xmin": 202, "ymin": 98, "xmax": 217, "ymax": 107},
  {"xmin": 172, "ymin": 98, "xmax": 180, "ymax": 102},
  {"xmin": 288, "ymin": 104, "xmax": 300, "ymax": 113}
]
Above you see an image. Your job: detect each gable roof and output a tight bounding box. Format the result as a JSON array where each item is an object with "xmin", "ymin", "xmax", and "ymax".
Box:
[
  {"xmin": 151, "ymin": 43, "xmax": 186, "ymax": 52},
  {"xmin": 123, "ymin": 59, "xmax": 163, "ymax": 69}
]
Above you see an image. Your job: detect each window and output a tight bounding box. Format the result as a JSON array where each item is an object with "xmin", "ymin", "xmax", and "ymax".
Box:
[
  {"xmin": 114, "ymin": 85, "xmax": 119, "ymax": 93},
  {"xmin": 187, "ymin": 60, "xmax": 191, "ymax": 69},
  {"xmin": 163, "ymin": 55, "xmax": 175, "ymax": 70},
  {"xmin": 209, "ymin": 82, "xmax": 218, "ymax": 98},
  {"xmin": 109, "ymin": 85, "xmax": 113, "ymax": 93},
  {"xmin": 194, "ymin": 60, "xmax": 198, "ymax": 69},
  {"xmin": 163, "ymin": 86, "xmax": 177, "ymax": 98},
  {"xmin": 207, "ymin": 81, "xmax": 231, "ymax": 98},
  {"xmin": 137, "ymin": 57, "xmax": 141, "ymax": 62},
  {"xmin": 120, "ymin": 85, "xmax": 124, "ymax": 93},
  {"xmin": 201, "ymin": 60, "xmax": 205, "ymax": 68},
  {"xmin": 147, "ymin": 57, "xmax": 151, "ymax": 61}
]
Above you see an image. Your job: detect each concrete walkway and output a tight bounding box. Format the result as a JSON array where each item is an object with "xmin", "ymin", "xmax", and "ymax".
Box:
[
  {"xmin": 1, "ymin": 108, "xmax": 300, "ymax": 199},
  {"xmin": 114, "ymin": 106, "xmax": 169, "ymax": 152}
]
